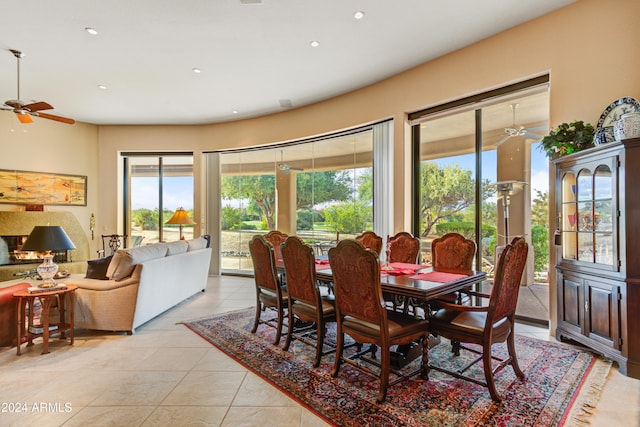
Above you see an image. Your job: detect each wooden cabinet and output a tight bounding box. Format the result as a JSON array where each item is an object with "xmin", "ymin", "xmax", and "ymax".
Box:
[{"xmin": 554, "ymin": 138, "xmax": 640, "ymax": 378}]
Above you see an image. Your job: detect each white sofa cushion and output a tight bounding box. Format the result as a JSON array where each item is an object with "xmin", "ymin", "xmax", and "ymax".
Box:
[
  {"xmin": 107, "ymin": 244, "xmax": 168, "ymax": 281},
  {"xmin": 186, "ymin": 237, "xmax": 207, "ymax": 251},
  {"xmin": 166, "ymin": 240, "xmax": 188, "ymax": 255}
]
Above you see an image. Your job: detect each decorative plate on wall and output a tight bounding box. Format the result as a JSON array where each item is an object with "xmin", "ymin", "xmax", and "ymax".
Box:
[{"xmin": 596, "ymin": 97, "xmax": 640, "ymax": 143}]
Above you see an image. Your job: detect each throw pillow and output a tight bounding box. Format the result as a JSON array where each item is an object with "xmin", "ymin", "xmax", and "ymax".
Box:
[
  {"xmin": 85, "ymin": 255, "xmax": 113, "ymax": 280},
  {"xmin": 166, "ymin": 240, "xmax": 188, "ymax": 255},
  {"xmin": 186, "ymin": 237, "xmax": 208, "ymax": 251}
]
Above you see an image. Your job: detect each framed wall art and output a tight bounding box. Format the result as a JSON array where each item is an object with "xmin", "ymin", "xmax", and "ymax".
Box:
[{"xmin": 0, "ymin": 169, "xmax": 87, "ymax": 206}]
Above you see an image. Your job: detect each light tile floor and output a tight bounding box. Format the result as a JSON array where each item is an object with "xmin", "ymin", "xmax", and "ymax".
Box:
[{"xmin": 0, "ymin": 275, "xmax": 637, "ymax": 426}]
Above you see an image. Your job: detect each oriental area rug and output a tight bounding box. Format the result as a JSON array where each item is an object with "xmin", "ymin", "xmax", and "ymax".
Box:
[{"xmin": 183, "ymin": 308, "xmax": 611, "ymax": 426}]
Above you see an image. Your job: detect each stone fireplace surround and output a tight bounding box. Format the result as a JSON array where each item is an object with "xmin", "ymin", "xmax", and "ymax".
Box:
[{"xmin": 0, "ymin": 211, "xmax": 89, "ymax": 282}]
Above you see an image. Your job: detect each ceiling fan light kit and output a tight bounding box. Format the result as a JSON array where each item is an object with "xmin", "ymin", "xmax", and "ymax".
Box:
[
  {"xmin": 1, "ymin": 49, "xmax": 75, "ymax": 125},
  {"xmin": 495, "ymin": 103, "xmax": 544, "ymax": 146}
]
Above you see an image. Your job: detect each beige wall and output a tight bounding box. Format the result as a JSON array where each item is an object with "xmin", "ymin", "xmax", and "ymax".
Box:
[
  {"xmin": 1, "ymin": 0, "xmax": 639, "ymax": 330},
  {"xmin": 0, "ymin": 115, "xmax": 99, "ymax": 252}
]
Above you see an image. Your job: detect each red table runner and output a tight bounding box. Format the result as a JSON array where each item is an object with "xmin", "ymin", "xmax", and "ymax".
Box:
[{"xmin": 410, "ymin": 271, "xmax": 467, "ymax": 283}]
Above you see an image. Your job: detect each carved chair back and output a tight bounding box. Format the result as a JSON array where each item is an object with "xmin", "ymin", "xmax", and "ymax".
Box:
[
  {"xmin": 249, "ymin": 235, "xmax": 280, "ymax": 293},
  {"xmin": 388, "ymin": 232, "xmax": 421, "ymax": 264},
  {"xmin": 264, "ymin": 230, "xmax": 288, "ymax": 264},
  {"xmin": 280, "ymin": 236, "xmax": 319, "ymax": 305},
  {"xmin": 355, "ymin": 231, "xmax": 383, "ymax": 256},
  {"xmin": 431, "ymin": 232, "xmax": 476, "ymax": 275},
  {"xmin": 329, "ymin": 239, "xmax": 384, "ymax": 325}
]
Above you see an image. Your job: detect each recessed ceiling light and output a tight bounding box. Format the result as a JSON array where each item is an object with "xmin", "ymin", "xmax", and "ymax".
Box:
[
  {"xmin": 192, "ymin": 68, "xmax": 201, "ymax": 73},
  {"xmin": 310, "ymin": 40, "xmax": 320, "ymax": 48},
  {"xmin": 97, "ymin": 84, "xmax": 107, "ymax": 90},
  {"xmin": 232, "ymin": 110, "xmax": 239, "ymax": 114},
  {"xmin": 353, "ymin": 11, "xmax": 365, "ymax": 20},
  {"xmin": 85, "ymin": 27, "xmax": 98, "ymax": 35}
]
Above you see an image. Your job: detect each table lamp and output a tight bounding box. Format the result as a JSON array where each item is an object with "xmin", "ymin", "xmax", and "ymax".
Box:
[
  {"xmin": 21, "ymin": 225, "xmax": 76, "ymax": 288},
  {"xmin": 166, "ymin": 207, "xmax": 195, "ymax": 240}
]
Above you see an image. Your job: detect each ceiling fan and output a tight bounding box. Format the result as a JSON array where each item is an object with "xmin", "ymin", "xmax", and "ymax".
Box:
[
  {"xmin": 1, "ymin": 50, "xmax": 75, "ymax": 125},
  {"xmin": 495, "ymin": 103, "xmax": 544, "ymax": 146},
  {"xmin": 277, "ymin": 151, "xmax": 304, "ymax": 174}
]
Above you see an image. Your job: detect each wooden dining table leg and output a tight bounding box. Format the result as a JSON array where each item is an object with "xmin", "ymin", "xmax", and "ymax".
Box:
[{"xmin": 421, "ymin": 334, "xmax": 429, "ymax": 379}]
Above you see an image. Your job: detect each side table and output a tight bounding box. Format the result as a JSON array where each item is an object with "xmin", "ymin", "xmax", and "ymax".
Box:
[{"xmin": 13, "ymin": 285, "xmax": 77, "ymax": 355}]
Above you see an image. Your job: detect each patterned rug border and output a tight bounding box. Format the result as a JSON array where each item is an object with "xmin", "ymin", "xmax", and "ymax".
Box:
[{"xmin": 183, "ymin": 308, "xmax": 612, "ymax": 427}]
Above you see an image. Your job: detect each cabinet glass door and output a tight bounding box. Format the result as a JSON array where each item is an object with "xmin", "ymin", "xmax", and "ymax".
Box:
[
  {"xmin": 561, "ymin": 172, "xmax": 577, "ymax": 260},
  {"xmin": 561, "ymin": 164, "xmax": 614, "ymax": 266},
  {"xmin": 593, "ymin": 166, "xmax": 613, "ymax": 264}
]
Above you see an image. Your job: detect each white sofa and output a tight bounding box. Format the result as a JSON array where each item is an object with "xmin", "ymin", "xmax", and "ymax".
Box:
[{"xmin": 67, "ymin": 237, "xmax": 211, "ymax": 334}]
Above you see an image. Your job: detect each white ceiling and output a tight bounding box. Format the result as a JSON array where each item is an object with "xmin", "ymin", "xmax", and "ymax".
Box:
[{"xmin": 0, "ymin": 0, "xmax": 573, "ymax": 126}]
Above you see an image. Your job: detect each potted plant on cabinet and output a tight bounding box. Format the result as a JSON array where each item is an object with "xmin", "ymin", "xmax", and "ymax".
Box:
[{"xmin": 540, "ymin": 120, "xmax": 595, "ymax": 159}]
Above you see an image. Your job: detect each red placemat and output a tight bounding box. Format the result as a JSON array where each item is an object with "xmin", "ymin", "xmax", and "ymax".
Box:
[
  {"xmin": 389, "ymin": 262, "xmax": 425, "ymax": 270},
  {"xmin": 314, "ymin": 259, "xmax": 331, "ymax": 270},
  {"xmin": 410, "ymin": 271, "xmax": 467, "ymax": 282}
]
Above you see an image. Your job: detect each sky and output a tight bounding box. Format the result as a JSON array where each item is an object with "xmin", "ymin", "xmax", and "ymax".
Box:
[
  {"xmin": 131, "ymin": 142, "xmax": 549, "ymax": 211},
  {"xmin": 131, "ymin": 177, "xmax": 194, "ymax": 211}
]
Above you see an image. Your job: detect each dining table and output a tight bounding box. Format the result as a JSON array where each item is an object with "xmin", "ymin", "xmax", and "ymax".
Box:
[{"xmin": 310, "ymin": 259, "xmax": 486, "ymax": 305}]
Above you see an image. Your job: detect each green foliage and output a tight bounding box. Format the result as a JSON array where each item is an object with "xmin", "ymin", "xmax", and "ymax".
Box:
[
  {"xmin": 435, "ymin": 221, "xmax": 495, "ymax": 240},
  {"xmin": 531, "ymin": 225, "xmax": 549, "ymax": 272},
  {"xmin": 296, "ymin": 171, "xmax": 353, "ymax": 209},
  {"xmin": 531, "ymin": 190, "xmax": 549, "ymax": 274},
  {"xmin": 356, "ymin": 168, "xmax": 373, "ymax": 202},
  {"xmin": 221, "ymin": 206, "xmax": 243, "ymax": 231},
  {"xmin": 324, "ymin": 201, "xmax": 372, "ymax": 234},
  {"xmin": 132, "ymin": 208, "xmax": 158, "ymax": 231},
  {"xmin": 222, "ymin": 174, "xmax": 276, "ymax": 229},
  {"xmin": 296, "ymin": 209, "xmax": 314, "ymax": 230},
  {"xmin": 531, "ymin": 190, "xmax": 549, "ymax": 229},
  {"xmin": 419, "ymin": 162, "xmax": 495, "ymax": 237},
  {"xmin": 540, "ymin": 121, "xmax": 595, "ymax": 159}
]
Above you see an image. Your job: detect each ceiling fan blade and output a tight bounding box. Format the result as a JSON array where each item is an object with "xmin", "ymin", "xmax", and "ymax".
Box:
[
  {"xmin": 495, "ymin": 135, "xmax": 511, "ymax": 147},
  {"xmin": 36, "ymin": 112, "xmax": 76, "ymax": 124},
  {"xmin": 15, "ymin": 112, "xmax": 33, "ymax": 124},
  {"xmin": 23, "ymin": 101, "xmax": 53, "ymax": 112}
]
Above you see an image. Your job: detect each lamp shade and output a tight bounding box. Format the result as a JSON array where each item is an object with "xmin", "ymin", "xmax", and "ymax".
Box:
[
  {"xmin": 166, "ymin": 208, "xmax": 196, "ymax": 225},
  {"xmin": 21, "ymin": 225, "xmax": 76, "ymax": 251}
]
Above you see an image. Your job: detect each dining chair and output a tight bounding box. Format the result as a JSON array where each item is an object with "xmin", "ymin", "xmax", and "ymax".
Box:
[
  {"xmin": 355, "ymin": 230, "xmax": 383, "ymax": 256},
  {"xmin": 97, "ymin": 234, "xmax": 127, "ymax": 257},
  {"xmin": 281, "ymin": 236, "xmax": 336, "ymax": 367},
  {"xmin": 431, "ymin": 232, "xmax": 476, "ymax": 275},
  {"xmin": 427, "ymin": 236, "xmax": 528, "ymax": 403},
  {"xmin": 248, "ymin": 235, "xmax": 288, "ymax": 345},
  {"xmin": 430, "ymin": 232, "xmax": 477, "ymax": 302},
  {"xmin": 328, "ymin": 239, "xmax": 430, "ymax": 403},
  {"xmin": 264, "ymin": 230, "xmax": 288, "ymax": 264},
  {"xmin": 388, "ymin": 232, "xmax": 421, "ymax": 263},
  {"xmin": 264, "ymin": 230, "xmax": 288, "ymax": 284}
]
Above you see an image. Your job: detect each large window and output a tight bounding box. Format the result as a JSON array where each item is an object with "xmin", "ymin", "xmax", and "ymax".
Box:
[
  {"xmin": 217, "ymin": 127, "xmax": 378, "ymax": 275},
  {"xmin": 411, "ymin": 78, "xmax": 549, "ymax": 322},
  {"xmin": 123, "ymin": 153, "xmax": 194, "ymax": 245}
]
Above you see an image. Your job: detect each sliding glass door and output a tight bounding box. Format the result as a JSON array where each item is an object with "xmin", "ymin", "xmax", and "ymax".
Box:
[
  {"xmin": 124, "ymin": 153, "xmax": 194, "ymax": 245},
  {"xmin": 412, "ymin": 80, "xmax": 549, "ymax": 323}
]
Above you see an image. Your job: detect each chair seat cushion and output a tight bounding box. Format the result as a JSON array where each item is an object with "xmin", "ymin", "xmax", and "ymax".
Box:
[
  {"xmin": 292, "ymin": 298, "xmax": 336, "ymax": 318},
  {"xmin": 431, "ymin": 309, "xmax": 511, "ymax": 341},
  {"xmin": 344, "ymin": 310, "xmax": 428, "ymax": 339},
  {"xmin": 259, "ymin": 288, "xmax": 288, "ymax": 307}
]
